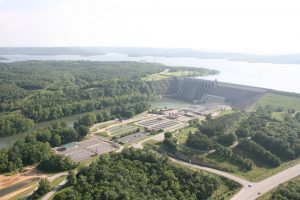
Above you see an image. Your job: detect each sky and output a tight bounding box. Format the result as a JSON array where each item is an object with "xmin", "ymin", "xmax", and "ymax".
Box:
[{"xmin": 0, "ymin": 0, "xmax": 300, "ymax": 54}]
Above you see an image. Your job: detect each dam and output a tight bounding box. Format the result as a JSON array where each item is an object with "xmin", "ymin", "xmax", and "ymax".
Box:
[{"xmin": 152, "ymin": 77, "xmax": 269, "ymax": 109}]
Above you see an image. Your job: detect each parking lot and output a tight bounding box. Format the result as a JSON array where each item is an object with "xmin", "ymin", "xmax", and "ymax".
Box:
[{"xmin": 57, "ymin": 137, "xmax": 116, "ymax": 162}]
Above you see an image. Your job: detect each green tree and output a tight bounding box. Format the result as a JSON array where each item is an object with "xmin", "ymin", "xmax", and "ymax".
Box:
[
  {"xmin": 68, "ymin": 170, "xmax": 77, "ymax": 185},
  {"xmin": 32, "ymin": 178, "xmax": 51, "ymax": 199},
  {"xmin": 50, "ymin": 134, "xmax": 61, "ymax": 147},
  {"xmin": 217, "ymin": 133, "xmax": 237, "ymax": 146},
  {"xmin": 164, "ymin": 132, "xmax": 173, "ymax": 139},
  {"xmin": 77, "ymin": 113, "xmax": 96, "ymax": 127},
  {"xmin": 77, "ymin": 125, "xmax": 89, "ymax": 138}
]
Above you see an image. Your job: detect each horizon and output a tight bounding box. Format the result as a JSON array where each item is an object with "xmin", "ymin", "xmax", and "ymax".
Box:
[{"xmin": 0, "ymin": 46, "xmax": 300, "ymax": 56}]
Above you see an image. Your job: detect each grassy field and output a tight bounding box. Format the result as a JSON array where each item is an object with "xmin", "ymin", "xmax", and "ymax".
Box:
[
  {"xmin": 258, "ymin": 175, "xmax": 300, "ymax": 200},
  {"xmin": 90, "ymin": 121, "xmax": 116, "ymax": 132},
  {"xmin": 9, "ymin": 182, "xmax": 38, "ymax": 200},
  {"xmin": 143, "ymin": 69, "xmax": 215, "ymax": 81},
  {"xmin": 50, "ymin": 175, "xmax": 67, "ymax": 188},
  {"xmin": 107, "ymin": 124, "xmax": 138, "ymax": 136},
  {"xmin": 175, "ymin": 126, "xmax": 198, "ymax": 143},
  {"xmin": 255, "ymin": 92, "xmax": 300, "ymax": 111},
  {"xmin": 235, "ymin": 157, "xmax": 300, "ymax": 182}
]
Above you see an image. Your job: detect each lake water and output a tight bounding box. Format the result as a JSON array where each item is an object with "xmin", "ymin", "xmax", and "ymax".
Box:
[{"xmin": 1, "ymin": 53, "xmax": 300, "ymax": 93}]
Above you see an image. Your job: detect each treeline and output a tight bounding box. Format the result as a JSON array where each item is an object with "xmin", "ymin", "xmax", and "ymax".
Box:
[
  {"xmin": 32, "ymin": 101, "xmax": 150, "ymax": 148},
  {"xmin": 252, "ymin": 131, "xmax": 296, "ymax": 160},
  {"xmin": 237, "ymin": 139, "xmax": 281, "ymax": 167},
  {"xmin": 53, "ymin": 148, "xmax": 226, "ymax": 200},
  {"xmin": 270, "ymin": 178, "xmax": 300, "ymax": 200},
  {"xmin": 213, "ymin": 144, "xmax": 253, "ymax": 171},
  {"xmin": 37, "ymin": 155, "xmax": 77, "ymax": 173},
  {"xmin": 0, "ymin": 138, "xmax": 77, "ymax": 173},
  {"xmin": 21, "ymin": 93, "xmax": 150, "ymax": 122},
  {"xmin": 0, "ymin": 137, "xmax": 76, "ymax": 174},
  {"xmin": 0, "ymin": 114, "xmax": 34, "ymax": 137}
]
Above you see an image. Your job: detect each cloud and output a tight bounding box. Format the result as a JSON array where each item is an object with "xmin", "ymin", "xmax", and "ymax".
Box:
[{"xmin": 0, "ymin": 0, "xmax": 300, "ymax": 54}]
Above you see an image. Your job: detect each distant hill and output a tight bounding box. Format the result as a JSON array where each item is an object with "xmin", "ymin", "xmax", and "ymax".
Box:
[
  {"xmin": 0, "ymin": 56, "xmax": 7, "ymax": 60},
  {"xmin": 0, "ymin": 47, "xmax": 105, "ymax": 56},
  {"xmin": 0, "ymin": 47, "xmax": 300, "ymax": 64},
  {"xmin": 101, "ymin": 47, "xmax": 300, "ymax": 64}
]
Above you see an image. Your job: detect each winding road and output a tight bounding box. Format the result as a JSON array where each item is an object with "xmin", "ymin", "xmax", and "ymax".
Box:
[{"xmin": 135, "ymin": 133, "xmax": 300, "ymax": 200}]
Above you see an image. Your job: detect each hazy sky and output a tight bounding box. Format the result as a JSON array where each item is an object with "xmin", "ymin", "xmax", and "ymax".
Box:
[{"xmin": 0, "ymin": 0, "xmax": 300, "ymax": 54}]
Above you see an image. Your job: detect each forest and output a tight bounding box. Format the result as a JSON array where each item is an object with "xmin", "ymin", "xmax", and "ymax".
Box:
[
  {"xmin": 0, "ymin": 61, "xmax": 162, "ymax": 120},
  {"xmin": 0, "ymin": 61, "xmax": 163, "ymax": 138},
  {"xmin": 0, "ymin": 61, "xmax": 215, "ymax": 138},
  {"xmin": 269, "ymin": 176, "xmax": 300, "ymax": 200},
  {"xmin": 53, "ymin": 148, "xmax": 239, "ymax": 200}
]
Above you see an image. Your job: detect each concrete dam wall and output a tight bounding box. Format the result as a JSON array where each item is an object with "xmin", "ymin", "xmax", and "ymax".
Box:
[{"xmin": 152, "ymin": 77, "xmax": 268, "ymax": 109}]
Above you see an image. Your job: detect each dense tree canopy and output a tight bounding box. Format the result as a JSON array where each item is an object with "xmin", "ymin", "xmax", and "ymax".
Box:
[
  {"xmin": 38, "ymin": 154, "xmax": 77, "ymax": 172},
  {"xmin": 0, "ymin": 114, "xmax": 34, "ymax": 137},
  {"xmin": 53, "ymin": 148, "xmax": 232, "ymax": 200},
  {"xmin": 32, "ymin": 178, "xmax": 51, "ymax": 199},
  {"xmin": 270, "ymin": 177, "xmax": 300, "ymax": 200}
]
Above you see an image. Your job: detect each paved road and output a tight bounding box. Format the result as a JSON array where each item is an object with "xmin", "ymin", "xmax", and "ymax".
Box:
[
  {"xmin": 231, "ymin": 163, "xmax": 300, "ymax": 200},
  {"xmin": 170, "ymin": 157, "xmax": 300, "ymax": 200},
  {"xmin": 169, "ymin": 157, "xmax": 251, "ymax": 187},
  {"xmin": 130, "ymin": 131, "xmax": 300, "ymax": 200}
]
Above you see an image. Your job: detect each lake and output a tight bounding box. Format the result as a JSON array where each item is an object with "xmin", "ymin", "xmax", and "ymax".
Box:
[{"xmin": 1, "ymin": 53, "xmax": 300, "ymax": 93}]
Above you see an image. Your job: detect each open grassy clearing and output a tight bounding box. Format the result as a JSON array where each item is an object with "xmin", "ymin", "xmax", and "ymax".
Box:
[
  {"xmin": 255, "ymin": 92, "xmax": 300, "ymax": 111},
  {"xmin": 175, "ymin": 126, "xmax": 198, "ymax": 143},
  {"xmin": 50, "ymin": 175, "xmax": 67, "ymax": 188},
  {"xmin": 142, "ymin": 73, "xmax": 170, "ymax": 81},
  {"xmin": 107, "ymin": 124, "xmax": 139, "ymax": 136},
  {"xmin": 90, "ymin": 121, "xmax": 116, "ymax": 132},
  {"xmin": 143, "ymin": 67, "xmax": 218, "ymax": 81},
  {"xmin": 231, "ymin": 153, "xmax": 300, "ymax": 182}
]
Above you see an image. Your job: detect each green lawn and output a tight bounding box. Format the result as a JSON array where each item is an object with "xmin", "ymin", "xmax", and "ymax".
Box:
[
  {"xmin": 107, "ymin": 124, "xmax": 138, "ymax": 136},
  {"xmin": 90, "ymin": 121, "xmax": 116, "ymax": 132},
  {"xmin": 175, "ymin": 126, "xmax": 198, "ymax": 143},
  {"xmin": 143, "ymin": 69, "xmax": 215, "ymax": 81},
  {"xmin": 50, "ymin": 175, "xmax": 67, "ymax": 188},
  {"xmin": 255, "ymin": 92, "xmax": 300, "ymax": 111}
]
